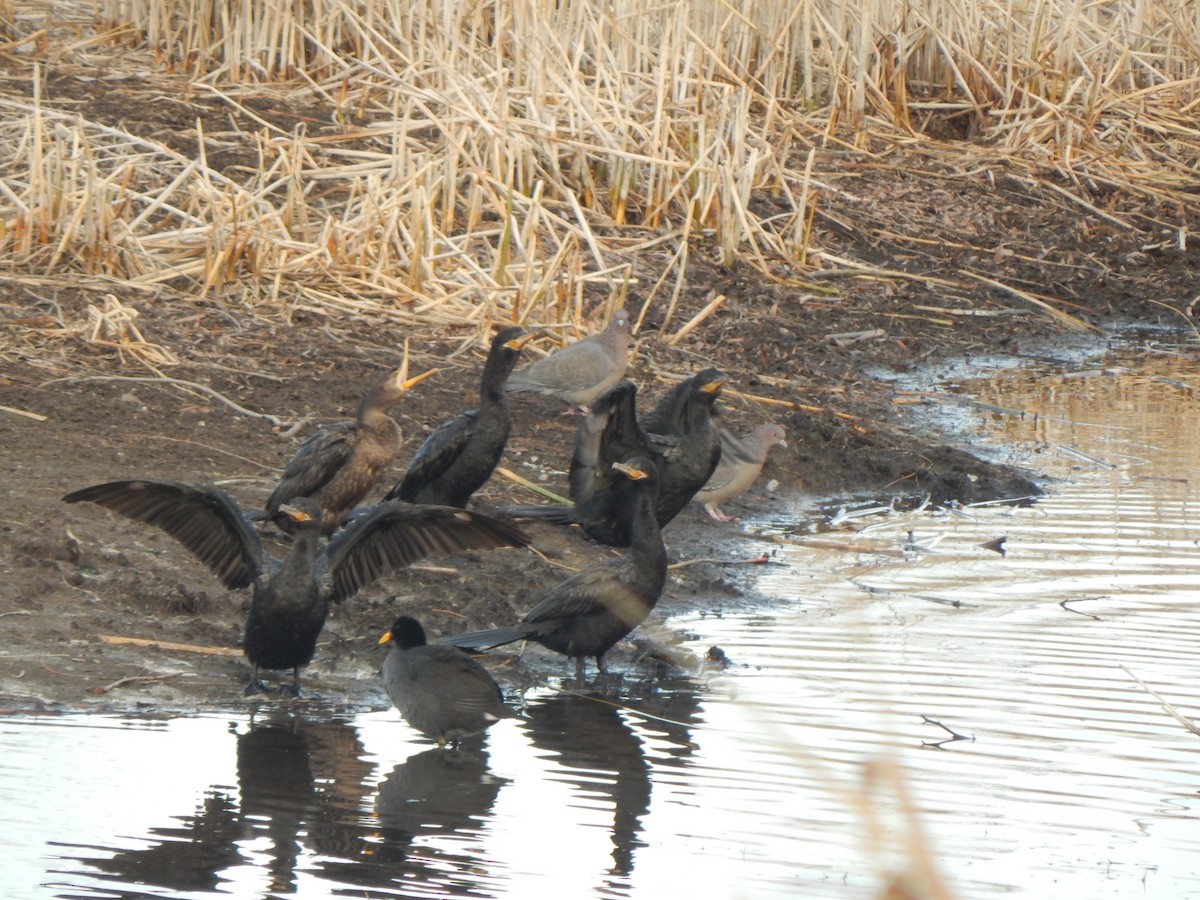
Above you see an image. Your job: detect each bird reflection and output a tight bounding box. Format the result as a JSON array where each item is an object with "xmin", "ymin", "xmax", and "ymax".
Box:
[
  {"xmin": 623, "ymin": 675, "xmax": 706, "ymax": 767},
  {"xmin": 375, "ymin": 747, "xmax": 508, "ymax": 854},
  {"xmin": 324, "ymin": 744, "xmax": 510, "ymax": 894},
  {"xmin": 522, "ymin": 681, "xmax": 703, "ymax": 889},
  {"xmin": 53, "ymin": 790, "xmax": 242, "ymax": 893},
  {"xmin": 523, "ymin": 693, "xmax": 649, "ymax": 880},
  {"xmin": 52, "ymin": 684, "xmax": 707, "ymax": 899},
  {"xmin": 55, "ymin": 714, "xmax": 376, "ymax": 896}
]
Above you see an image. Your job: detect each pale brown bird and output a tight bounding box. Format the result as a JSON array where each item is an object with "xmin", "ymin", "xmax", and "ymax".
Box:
[
  {"xmin": 505, "ymin": 309, "xmax": 630, "ymax": 413},
  {"xmin": 697, "ymin": 423, "xmax": 787, "ymax": 521}
]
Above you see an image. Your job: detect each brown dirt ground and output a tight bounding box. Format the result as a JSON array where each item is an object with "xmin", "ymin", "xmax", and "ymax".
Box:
[{"xmin": 2, "ymin": 68, "xmax": 1198, "ymax": 714}]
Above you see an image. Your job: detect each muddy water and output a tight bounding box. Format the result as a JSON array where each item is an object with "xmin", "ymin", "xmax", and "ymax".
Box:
[{"xmin": 5, "ymin": 350, "xmax": 1200, "ymax": 898}]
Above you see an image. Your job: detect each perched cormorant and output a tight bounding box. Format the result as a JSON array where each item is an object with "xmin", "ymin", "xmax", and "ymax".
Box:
[
  {"xmin": 379, "ymin": 615, "xmax": 520, "ymax": 747},
  {"xmin": 443, "ymin": 457, "xmax": 666, "ymax": 681},
  {"xmin": 264, "ymin": 364, "xmax": 435, "ymax": 534},
  {"xmin": 504, "ymin": 369, "xmax": 726, "ymax": 546},
  {"xmin": 506, "ymin": 309, "xmax": 630, "ymax": 413},
  {"xmin": 698, "ymin": 423, "xmax": 787, "ymax": 520},
  {"xmin": 63, "ymin": 480, "xmax": 529, "ymax": 695},
  {"xmin": 385, "ymin": 326, "xmax": 532, "ymax": 508}
]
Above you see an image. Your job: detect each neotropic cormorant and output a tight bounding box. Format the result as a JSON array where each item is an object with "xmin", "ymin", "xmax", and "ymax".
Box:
[
  {"xmin": 63, "ymin": 480, "xmax": 529, "ymax": 695},
  {"xmin": 504, "ymin": 369, "xmax": 726, "ymax": 546},
  {"xmin": 379, "ymin": 615, "xmax": 520, "ymax": 747},
  {"xmin": 506, "ymin": 309, "xmax": 630, "ymax": 413},
  {"xmin": 443, "ymin": 457, "xmax": 666, "ymax": 681},
  {"xmin": 385, "ymin": 326, "xmax": 533, "ymax": 508}
]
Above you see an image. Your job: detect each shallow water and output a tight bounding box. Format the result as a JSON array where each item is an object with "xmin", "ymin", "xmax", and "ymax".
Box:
[{"xmin": 5, "ymin": 348, "xmax": 1200, "ymax": 898}]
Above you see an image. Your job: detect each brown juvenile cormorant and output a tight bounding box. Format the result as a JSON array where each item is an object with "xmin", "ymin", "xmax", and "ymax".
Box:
[
  {"xmin": 697, "ymin": 423, "xmax": 787, "ymax": 520},
  {"xmin": 384, "ymin": 326, "xmax": 533, "ymax": 508},
  {"xmin": 504, "ymin": 369, "xmax": 726, "ymax": 546},
  {"xmin": 443, "ymin": 457, "xmax": 666, "ymax": 681},
  {"xmin": 63, "ymin": 480, "xmax": 529, "ymax": 695},
  {"xmin": 379, "ymin": 615, "xmax": 520, "ymax": 747},
  {"xmin": 506, "ymin": 309, "xmax": 630, "ymax": 413},
  {"xmin": 264, "ymin": 363, "xmax": 435, "ymax": 534}
]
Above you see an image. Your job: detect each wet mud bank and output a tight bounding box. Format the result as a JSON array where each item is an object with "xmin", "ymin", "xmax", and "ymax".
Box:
[{"xmin": 1, "ymin": 316, "xmax": 1148, "ymax": 714}]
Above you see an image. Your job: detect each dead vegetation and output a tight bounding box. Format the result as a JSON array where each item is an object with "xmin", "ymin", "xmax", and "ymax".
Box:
[{"xmin": 1, "ymin": 0, "xmax": 1197, "ymax": 367}]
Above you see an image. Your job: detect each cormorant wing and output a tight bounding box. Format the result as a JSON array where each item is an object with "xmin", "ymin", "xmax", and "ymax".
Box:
[
  {"xmin": 522, "ymin": 561, "xmax": 647, "ymax": 629},
  {"xmin": 62, "ymin": 479, "xmax": 266, "ymax": 590},
  {"xmin": 320, "ymin": 501, "xmax": 529, "ymax": 604},
  {"xmin": 387, "ymin": 411, "xmax": 479, "ymax": 502},
  {"xmin": 265, "ymin": 423, "xmax": 355, "ymax": 512},
  {"xmin": 569, "ymin": 382, "xmax": 649, "ymax": 504}
]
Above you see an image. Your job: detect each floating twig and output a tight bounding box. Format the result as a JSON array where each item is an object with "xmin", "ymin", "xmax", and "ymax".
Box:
[
  {"xmin": 1121, "ymin": 665, "xmax": 1200, "ymax": 737},
  {"xmin": 920, "ymin": 715, "xmax": 975, "ymax": 749},
  {"xmin": 1059, "ymin": 598, "xmax": 1102, "ymax": 619},
  {"xmin": 1053, "ymin": 444, "xmax": 1118, "ymax": 470}
]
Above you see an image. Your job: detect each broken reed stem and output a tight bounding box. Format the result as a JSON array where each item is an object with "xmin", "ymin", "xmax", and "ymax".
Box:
[
  {"xmin": 494, "ymin": 467, "xmax": 571, "ymax": 504},
  {"xmin": 1121, "ymin": 664, "xmax": 1200, "ymax": 737},
  {"xmin": 99, "ymin": 635, "xmax": 243, "ymax": 657},
  {"xmin": 42, "ymin": 374, "xmax": 292, "ymax": 425},
  {"xmin": 665, "ymin": 293, "xmax": 726, "ymax": 346}
]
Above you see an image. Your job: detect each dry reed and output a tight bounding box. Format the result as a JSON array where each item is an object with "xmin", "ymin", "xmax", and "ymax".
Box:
[{"xmin": 1, "ymin": 0, "xmax": 1197, "ymax": 338}]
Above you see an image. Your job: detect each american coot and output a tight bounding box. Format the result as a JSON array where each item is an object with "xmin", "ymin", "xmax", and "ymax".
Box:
[
  {"xmin": 264, "ymin": 363, "xmax": 436, "ymax": 534},
  {"xmin": 62, "ymin": 480, "xmax": 529, "ymax": 695},
  {"xmin": 443, "ymin": 457, "xmax": 667, "ymax": 681},
  {"xmin": 503, "ymin": 369, "xmax": 726, "ymax": 546},
  {"xmin": 505, "ymin": 309, "xmax": 630, "ymax": 413},
  {"xmin": 379, "ymin": 615, "xmax": 519, "ymax": 748},
  {"xmin": 697, "ymin": 423, "xmax": 787, "ymax": 521},
  {"xmin": 386, "ymin": 326, "xmax": 533, "ymax": 508}
]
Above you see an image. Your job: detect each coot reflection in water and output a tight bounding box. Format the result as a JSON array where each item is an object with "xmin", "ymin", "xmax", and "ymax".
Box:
[
  {"xmin": 316, "ymin": 740, "xmax": 513, "ymax": 894},
  {"xmin": 358, "ymin": 747, "xmax": 510, "ymax": 887}
]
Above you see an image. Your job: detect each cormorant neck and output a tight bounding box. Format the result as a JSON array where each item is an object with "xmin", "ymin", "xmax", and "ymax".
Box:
[
  {"xmin": 480, "ymin": 354, "xmax": 513, "ymax": 407},
  {"xmin": 628, "ymin": 481, "xmax": 664, "ymax": 564},
  {"xmin": 285, "ymin": 524, "xmax": 322, "ymax": 576}
]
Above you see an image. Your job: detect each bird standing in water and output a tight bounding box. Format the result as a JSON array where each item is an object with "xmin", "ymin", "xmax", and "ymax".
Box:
[
  {"xmin": 63, "ymin": 480, "xmax": 529, "ymax": 696},
  {"xmin": 505, "ymin": 309, "xmax": 630, "ymax": 413},
  {"xmin": 264, "ymin": 360, "xmax": 436, "ymax": 534},
  {"xmin": 386, "ymin": 326, "xmax": 533, "ymax": 508},
  {"xmin": 697, "ymin": 423, "xmax": 787, "ymax": 521},
  {"xmin": 443, "ymin": 457, "xmax": 666, "ymax": 682},
  {"xmin": 379, "ymin": 615, "xmax": 519, "ymax": 747}
]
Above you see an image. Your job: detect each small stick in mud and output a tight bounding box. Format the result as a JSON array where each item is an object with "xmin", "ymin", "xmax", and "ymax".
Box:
[{"xmin": 91, "ymin": 672, "xmax": 185, "ymax": 696}]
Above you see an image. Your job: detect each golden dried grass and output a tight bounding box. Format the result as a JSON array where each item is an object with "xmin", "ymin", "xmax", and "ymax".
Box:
[{"xmin": 0, "ymin": 0, "xmax": 1196, "ymax": 342}]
